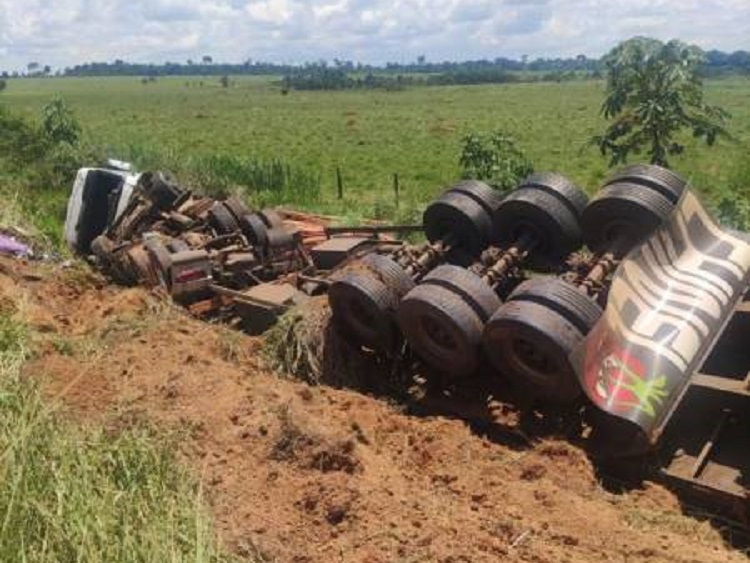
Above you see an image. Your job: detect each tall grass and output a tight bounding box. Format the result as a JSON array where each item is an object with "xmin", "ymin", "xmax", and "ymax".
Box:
[
  {"xmin": 0, "ymin": 171, "xmax": 79, "ymax": 253},
  {"xmin": 0, "ymin": 101, "xmax": 100, "ymax": 251},
  {"xmin": 0, "ymin": 313, "xmax": 234, "ymax": 562},
  {"xmin": 191, "ymin": 154, "xmax": 322, "ymax": 206},
  {"xmin": 114, "ymin": 142, "xmax": 322, "ymax": 207}
]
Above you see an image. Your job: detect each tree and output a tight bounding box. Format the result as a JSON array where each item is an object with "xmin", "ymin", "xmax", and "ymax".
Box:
[
  {"xmin": 202, "ymin": 55, "xmax": 213, "ymax": 64},
  {"xmin": 0, "ymin": 80, "xmax": 6, "ymax": 92},
  {"xmin": 27, "ymin": 62, "xmax": 40, "ymax": 75},
  {"xmin": 219, "ymin": 75, "xmax": 230, "ymax": 88},
  {"xmin": 592, "ymin": 37, "xmax": 731, "ymax": 167}
]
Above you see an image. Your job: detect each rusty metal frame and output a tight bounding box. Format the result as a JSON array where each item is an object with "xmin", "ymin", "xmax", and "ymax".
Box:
[
  {"xmin": 323, "ymin": 224, "xmax": 423, "ymax": 237},
  {"xmin": 653, "ymin": 298, "xmax": 750, "ymax": 524}
]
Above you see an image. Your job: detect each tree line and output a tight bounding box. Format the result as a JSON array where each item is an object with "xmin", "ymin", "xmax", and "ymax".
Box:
[
  {"xmin": 279, "ymin": 65, "xmax": 596, "ymax": 91},
  {"xmin": 3, "ymin": 48, "xmax": 748, "ymax": 80}
]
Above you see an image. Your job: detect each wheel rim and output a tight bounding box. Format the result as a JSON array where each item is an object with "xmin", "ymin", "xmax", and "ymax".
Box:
[
  {"xmin": 509, "ymin": 220, "xmax": 542, "ymax": 249},
  {"xmin": 400, "ymin": 296, "xmax": 479, "ymax": 375},
  {"xmin": 348, "ymin": 293, "xmax": 380, "ymax": 335},
  {"xmin": 485, "ymin": 316, "xmax": 582, "ymax": 402},
  {"xmin": 506, "ymin": 335, "xmax": 558, "ymax": 384},
  {"xmin": 599, "ymin": 218, "xmax": 635, "ymax": 248},
  {"xmin": 420, "ymin": 313, "xmax": 459, "ymax": 353}
]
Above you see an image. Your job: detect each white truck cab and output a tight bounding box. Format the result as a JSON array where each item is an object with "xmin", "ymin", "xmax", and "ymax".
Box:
[{"xmin": 64, "ymin": 163, "xmax": 139, "ymax": 254}]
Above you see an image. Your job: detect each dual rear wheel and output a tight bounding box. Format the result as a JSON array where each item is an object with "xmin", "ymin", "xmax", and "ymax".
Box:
[
  {"xmin": 484, "ymin": 166, "xmax": 687, "ymax": 403},
  {"xmin": 330, "ymin": 180, "xmax": 499, "ymax": 352},
  {"xmin": 398, "ymin": 173, "xmax": 588, "ymax": 374}
]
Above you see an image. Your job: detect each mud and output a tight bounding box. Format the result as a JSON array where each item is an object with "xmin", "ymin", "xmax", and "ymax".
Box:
[{"xmin": 2, "ymin": 256, "xmax": 747, "ymax": 563}]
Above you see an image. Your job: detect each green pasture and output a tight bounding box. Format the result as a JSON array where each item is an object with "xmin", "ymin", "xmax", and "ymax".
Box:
[{"xmin": 2, "ymin": 74, "xmax": 750, "ymax": 220}]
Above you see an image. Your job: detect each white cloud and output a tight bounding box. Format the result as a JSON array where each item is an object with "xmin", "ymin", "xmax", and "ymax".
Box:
[
  {"xmin": 246, "ymin": 0, "xmax": 294, "ymax": 23},
  {"xmin": 0, "ymin": 0, "xmax": 747, "ymax": 72}
]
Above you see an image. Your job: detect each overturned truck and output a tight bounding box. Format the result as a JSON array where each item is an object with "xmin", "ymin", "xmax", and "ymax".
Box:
[
  {"xmin": 64, "ymin": 165, "xmax": 399, "ymax": 333},
  {"xmin": 326, "ymin": 165, "xmax": 750, "ymax": 525},
  {"xmin": 66, "ymin": 162, "xmax": 750, "ymax": 526}
]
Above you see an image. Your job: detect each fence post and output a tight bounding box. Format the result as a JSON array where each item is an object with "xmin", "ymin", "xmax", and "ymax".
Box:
[
  {"xmin": 336, "ymin": 167, "xmax": 343, "ymax": 199},
  {"xmin": 393, "ymin": 173, "xmax": 400, "ymax": 208}
]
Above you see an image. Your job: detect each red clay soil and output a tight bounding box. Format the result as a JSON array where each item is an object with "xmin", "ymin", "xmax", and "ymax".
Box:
[{"xmin": 2, "ymin": 256, "xmax": 747, "ymax": 563}]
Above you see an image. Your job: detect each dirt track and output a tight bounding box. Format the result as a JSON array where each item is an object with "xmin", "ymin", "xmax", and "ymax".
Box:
[{"xmin": 2, "ymin": 256, "xmax": 748, "ymax": 562}]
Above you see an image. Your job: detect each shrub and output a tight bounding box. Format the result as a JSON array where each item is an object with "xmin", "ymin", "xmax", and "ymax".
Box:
[
  {"xmin": 458, "ymin": 130, "xmax": 533, "ymax": 192},
  {"xmin": 0, "ymin": 101, "xmax": 96, "ymax": 191},
  {"xmin": 715, "ymin": 159, "xmax": 750, "ymax": 230},
  {"xmin": 0, "ymin": 107, "xmax": 50, "ymax": 167},
  {"xmin": 42, "ymin": 95, "xmax": 81, "ymax": 146},
  {"xmin": 716, "ymin": 193, "xmax": 750, "ymax": 230}
]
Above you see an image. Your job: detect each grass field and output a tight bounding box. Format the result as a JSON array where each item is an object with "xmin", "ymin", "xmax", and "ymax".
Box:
[{"xmin": 3, "ymin": 75, "xmax": 750, "ymax": 224}]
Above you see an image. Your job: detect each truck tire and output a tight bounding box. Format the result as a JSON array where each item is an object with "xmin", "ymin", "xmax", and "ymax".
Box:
[
  {"xmin": 329, "ymin": 272, "xmax": 399, "ymax": 352},
  {"xmin": 424, "ymin": 191, "xmax": 493, "ymax": 257},
  {"xmin": 606, "ymin": 164, "xmax": 686, "ymax": 204},
  {"xmin": 581, "ymin": 181, "xmax": 675, "ymax": 255},
  {"xmin": 258, "ymin": 209, "xmax": 285, "ymax": 230},
  {"xmin": 492, "ymin": 186, "xmax": 582, "ymax": 271},
  {"xmin": 483, "ymin": 279, "xmax": 601, "ymax": 404},
  {"xmin": 421, "ymin": 265, "xmax": 501, "ymax": 321},
  {"xmin": 224, "ymin": 196, "xmax": 252, "ymax": 223},
  {"xmin": 208, "ymin": 202, "xmax": 240, "ymax": 235},
  {"xmin": 241, "ymin": 213, "xmax": 269, "ymax": 250},
  {"xmin": 398, "ymin": 283, "xmax": 488, "ymax": 376},
  {"xmin": 447, "ymin": 180, "xmax": 502, "ymax": 217},
  {"xmin": 266, "ymin": 228, "xmax": 295, "ymax": 249},
  {"xmin": 519, "ymin": 172, "xmax": 589, "ymax": 219},
  {"xmin": 361, "ymin": 253, "xmax": 415, "ymax": 298},
  {"xmin": 506, "ymin": 277, "xmax": 602, "ymax": 331},
  {"xmin": 143, "ymin": 171, "xmax": 187, "ymax": 210}
]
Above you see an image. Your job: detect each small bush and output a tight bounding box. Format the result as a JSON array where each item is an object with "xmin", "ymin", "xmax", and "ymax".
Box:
[
  {"xmin": 0, "ymin": 101, "xmax": 100, "ymax": 248},
  {"xmin": 0, "ymin": 98, "xmax": 92, "ymax": 182},
  {"xmin": 0, "ymin": 107, "xmax": 50, "ymax": 167},
  {"xmin": 716, "ymin": 191, "xmax": 750, "ymax": 231},
  {"xmin": 714, "ymin": 158, "xmax": 750, "ymax": 231},
  {"xmin": 0, "ymin": 79, "xmax": 7, "ymax": 92},
  {"xmin": 41, "ymin": 95, "xmax": 81, "ymax": 146},
  {"xmin": 458, "ymin": 130, "xmax": 533, "ymax": 193}
]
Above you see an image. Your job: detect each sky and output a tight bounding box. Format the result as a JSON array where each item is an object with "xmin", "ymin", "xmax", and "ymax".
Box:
[{"xmin": 0, "ymin": 0, "xmax": 748, "ymax": 72}]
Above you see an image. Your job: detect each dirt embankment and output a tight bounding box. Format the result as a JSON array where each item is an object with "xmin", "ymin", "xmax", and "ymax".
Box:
[{"xmin": 1, "ymin": 256, "xmax": 746, "ymax": 563}]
